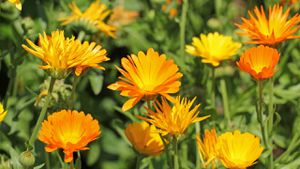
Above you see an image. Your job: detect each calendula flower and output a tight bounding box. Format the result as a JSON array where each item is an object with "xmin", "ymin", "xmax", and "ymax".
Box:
[
  {"xmin": 217, "ymin": 130, "xmax": 263, "ymax": 169},
  {"xmin": 22, "ymin": 30, "xmax": 109, "ymax": 79},
  {"xmin": 38, "ymin": 110, "xmax": 101, "ymax": 163},
  {"xmin": 236, "ymin": 45, "xmax": 280, "ymax": 80},
  {"xmin": 196, "ymin": 128, "xmax": 218, "ymax": 169},
  {"xmin": 186, "ymin": 32, "xmax": 241, "ymax": 67},
  {"xmin": 109, "ymin": 6, "xmax": 139, "ymax": 27},
  {"xmin": 139, "ymin": 96, "xmax": 209, "ymax": 136},
  {"xmin": 60, "ymin": 0, "xmax": 116, "ymax": 38},
  {"xmin": 8, "ymin": 0, "xmax": 22, "ymax": 10},
  {"xmin": 236, "ymin": 4, "xmax": 300, "ymax": 46},
  {"xmin": 108, "ymin": 48, "xmax": 183, "ymax": 112},
  {"xmin": 0, "ymin": 103, "xmax": 7, "ymax": 123},
  {"xmin": 125, "ymin": 122, "xmax": 165, "ymax": 156},
  {"xmin": 161, "ymin": 0, "xmax": 182, "ymax": 17}
]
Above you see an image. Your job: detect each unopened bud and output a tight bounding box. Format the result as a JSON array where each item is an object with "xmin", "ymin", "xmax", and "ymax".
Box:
[{"xmin": 19, "ymin": 150, "xmax": 35, "ymax": 167}]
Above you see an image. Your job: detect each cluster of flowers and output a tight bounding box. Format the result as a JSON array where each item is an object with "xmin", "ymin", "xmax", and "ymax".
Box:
[{"xmin": 1, "ymin": 0, "xmax": 300, "ymax": 169}]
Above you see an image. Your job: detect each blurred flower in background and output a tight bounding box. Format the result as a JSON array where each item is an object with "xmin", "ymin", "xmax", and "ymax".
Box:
[
  {"xmin": 60, "ymin": 0, "xmax": 116, "ymax": 38},
  {"xmin": 108, "ymin": 48, "xmax": 183, "ymax": 112},
  {"xmin": 109, "ymin": 6, "xmax": 139, "ymax": 28},
  {"xmin": 236, "ymin": 4, "xmax": 300, "ymax": 46},
  {"xmin": 186, "ymin": 32, "xmax": 241, "ymax": 67},
  {"xmin": 161, "ymin": 0, "xmax": 182, "ymax": 18},
  {"xmin": 217, "ymin": 130, "xmax": 263, "ymax": 169},
  {"xmin": 125, "ymin": 122, "xmax": 165, "ymax": 156},
  {"xmin": 7, "ymin": 0, "xmax": 21, "ymax": 10},
  {"xmin": 140, "ymin": 96, "xmax": 209, "ymax": 136},
  {"xmin": 22, "ymin": 30, "xmax": 109, "ymax": 79},
  {"xmin": 237, "ymin": 45, "xmax": 280, "ymax": 80},
  {"xmin": 38, "ymin": 110, "xmax": 101, "ymax": 163},
  {"xmin": 0, "ymin": 103, "xmax": 7, "ymax": 123}
]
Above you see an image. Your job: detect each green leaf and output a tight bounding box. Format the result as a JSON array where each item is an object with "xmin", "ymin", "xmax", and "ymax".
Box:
[
  {"xmin": 33, "ymin": 163, "xmax": 45, "ymax": 169},
  {"xmin": 88, "ymin": 72, "xmax": 103, "ymax": 95}
]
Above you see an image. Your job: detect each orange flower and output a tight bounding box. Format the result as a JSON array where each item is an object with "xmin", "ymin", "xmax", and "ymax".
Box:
[
  {"xmin": 109, "ymin": 6, "xmax": 139, "ymax": 27},
  {"xmin": 139, "ymin": 96, "xmax": 209, "ymax": 136},
  {"xmin": 236, "ymin": 45, "xmax": 280, "ymax": 80},
  {"xmin": 196, "ymin": 129, "xmax": 218, "ymax": 168},
  {"xmin": 236, "ymin": 4, "xmax": 300, "ymax": 46},
  {"xmin": 38, "ymin": 110, "xmax": 101, "ymax": 163},
  {"xmin": 125, "ymin": 122, "xmax": 165, "ymax": 156},
  {"xmin": 108, "ymin": 48, "xmax": 182, "ymax": 112}
]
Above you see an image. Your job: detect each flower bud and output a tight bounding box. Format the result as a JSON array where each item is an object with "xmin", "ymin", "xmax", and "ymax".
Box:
[{"xmin": 19, "ymin": 150, "xmax": 35, "ymax": 167}]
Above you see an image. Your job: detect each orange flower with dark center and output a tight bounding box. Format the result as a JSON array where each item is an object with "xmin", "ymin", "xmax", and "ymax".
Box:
[
  {"xmin": 236, "ymin": 45, "xmax": 280, "ymax": 80},
  {"xmin": 236, "ymin": 4, "xmax": 300, "ymax": 46},
  {"xmin": 38, "ymin": 110, "xmax": 101, "ymax": 163},
  {"xmin": 108, "ymin": 48, "xmax": 183, "ymax": 112}
]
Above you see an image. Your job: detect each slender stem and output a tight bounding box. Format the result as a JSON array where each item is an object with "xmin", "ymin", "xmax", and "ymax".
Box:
[
  {"xmin": 77, "ymin": 31, "xmax": 85, "ymax": 42},
  {"xmin": 211, "ymin": 67, "xmax": 216, "ymax": 109},
  {"xmin": 180, "ymin": 0, "xmax": 188, "ymax": 59},
  {"xmin": 135, "ymin": 154, "xmax": 142, "ymax": 169},
  {"xmin": 69, "ymin": 76, "xmax": 80, "ymax": 109},
  {"xmin": 195, "ymin": 123, "xmax": 200, "ymax": 169},
  {"xmin": 160, "ymin": 134, "xmax": 172, "ymax": 168},
  {"xmin": 45, "ymin": 152, "xmax": 50, "ymax": 169},
  {"xmin": 220, "ymin": 79, "xmax": 230, "ymax": 124},
  {"xmin": 172, "ymin": 136, "xmax": 179, "ymax": 169},
  {"xmin": 28, "ymin": 77, "xmax": 56, "ymax": 148},
  {"xmin": 55, "ymin": 151, "xmax": 65, "ymax": 168},
  {"xmin": 268, "ymin": 77, "xmax": 274, "ymax": 169},
  {"xmin": 70, "ymin": 160, "xmax": 74, "ymax": 169}
]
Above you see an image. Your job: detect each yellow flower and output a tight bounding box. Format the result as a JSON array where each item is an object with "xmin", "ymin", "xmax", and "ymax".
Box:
[
  {"xmin": 8, "ymin": 0, "xmax": 22, "ymax": 10},
  {"xmin": 108, "ymin": 48, "xmax": 183, "ymax": 112},
  {"xmin": 38, "ymin": 110, "xmax": 101, "ymax": 163},
  {"xmin": 125, "ymin": 122, "xmax": 165, "ymax": 156},
  {"xmin": 22, "ymin": 30, "xmax": 109, "ymax": 79},
  {"xmin": 236, "ymin": 4, "xmax": 300, "ymax": 46},
  {"xmin": 217, "ymin": 130, "xmax": 264, "ymax": 169},
  {"xmin": 0, "ymin": 103, "xmax": 7, "ymax": 123},
  {"xmin": 196, "ymin": 128, "xmax": 218, "ymax": 169},
  {"xmin": 60, "ymin": 0, "xmax": 116, "ymax": 38},
  {"xmin": 139, "ymin": 96, "xmax": 210, "ymax": 136},
  {"xmin": 186, "ymin": 32, "xmax": 241, "ymax": 67}
]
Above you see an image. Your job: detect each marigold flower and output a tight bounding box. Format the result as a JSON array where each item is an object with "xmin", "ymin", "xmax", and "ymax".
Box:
[
  {"xmin": 108, "ymin": 48, "xmax": 183, "ymax": 112},
  {"xmin": 38, "ymin": 110, "xmax": 100, "ymax": 163},
  {"xmin": 8, "ymin": 0, "xmax": 22, "ymax": 10},
  {"xmin": 22, "ymin": 30, "xmax": 109, "ymax": 79},
  {"xmin": 125, "ymin": 122, "xmax": 165, "ymax": 156},
  {"xmin": 109, "ymin": 6, "xmax": 139, "ymax": 27},
  {"xmin": 186, "ymin": 32, "xmax": 241, "ymax": 67},
  {"xmin": 139, "ymin": 96, "xmax": 209, "ymax": 136},
  {"xmin": 236, "ymin": 4, "xmax": 300, "ymax": 46},
  {"xmin": 60, "ymin": 0, "xmax": 116, "ymax": 38},
  {"xmin": 0, "ymin": 103, "xmax": 7, "ymax": 123},
  {"xmin": 196, "ymin": 128, "xmax": 218, "ymax": 169},
  {"xmin": 217, "ymin": 130, "xmax": 263, "ymax": 169},
  {"xmin": 236, "ymin": 45, "xmax": 280, "ymax": 80}
]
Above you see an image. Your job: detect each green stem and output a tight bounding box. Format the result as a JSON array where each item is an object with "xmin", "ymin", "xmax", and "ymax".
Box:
[
  {"xmin": 180, "ymin": 0, "xmax": 188, "ymax": 60},
  {"xmin": 28, "ymin": 77, "xmax": 56, "ymax": 148},
  {"xmin": 268, "ymin": 78, "xmax": 274, "ymax": 169},
  {"xmin": 257, "ymin": 80, "xmax": 271, "ymax": 168},
  {"xmin": 211, "ymin": 67, "xmax": 216, "ymax": 109},
  {"xmin": 160, "ymin": 134, "xmax": 172, "ymax": 168},
  {"xmin": 55, "ymin": 151, "xmax": 65, "ymax": 168},
  {"xmin": 46, "ymin": 152, "xmax": 50, "ymax": 169},
  {"xmin": 69, "ymin": 76, "xmax": 80, "ymax": 109},
  {"xmin": 195, "ymin": 123, "xmax": 200, "ymax": 169},
  {"xmin": 135, "ymin": 155, "xmax": 142, "ymax": 169},
  {"xmin": 220, "ymin": 79, "xmax": 230, "ymax": 125},
  {"xmin": 70, "ymin": 160, "xmax": 74, "ymax": 169},
  {"xmin": 77, "ymin": 31, "xmax": 85, "ymax": 42},
  {"xmin": 173, "ymin": 136, "xmax": 179, "ymax": 169}
]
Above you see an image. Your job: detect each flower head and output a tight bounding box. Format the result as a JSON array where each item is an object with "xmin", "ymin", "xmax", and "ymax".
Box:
[
  {"xmin": 236, "ymin": 4, "xmax": 300, "ymax": 46},
  {"xmin": 0, "ymin": 103, "xmax": 7, "ymax": 123},
  {"xmin": 38, "ymin": 110, "xmax": 101, "ymax": 163},
  {"xmin": 196, "ymin": 128, "xmax": 218, "ymax": 169},
  {"xmin": 186, "ymin": 32, "xmax": 241, "ymax": 67},
  {"xmin": 236, "ymin": 45, "xmax": 280, "ymax": 80},
  {"xmin": 108, "ymin": 48, "xmax": 183, "ymax": 112},
  {"xmin": 22, "ymin": 30, "xmax": 109, "ymax": 79},
  {"xmin": 217, "ymin": 130, "xmax": 263, "ymax": 169},
  {"xmin": 60, "ymin": 0, "xmax": 116, "ymax": 38},
  {"xmin": 139, "ymin": 96, "xmax": 209, "ymax": 136},
  {"xmin": 8, "ymin": 0, "xmax": 22, "ymax": 10},
  {"xmin": 109, "ymin": 6, "xmax": 139, "ymax": 27},
  {"xmin": 125, "ymin": 122, "xmax": 165, "ymax": 156}
]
